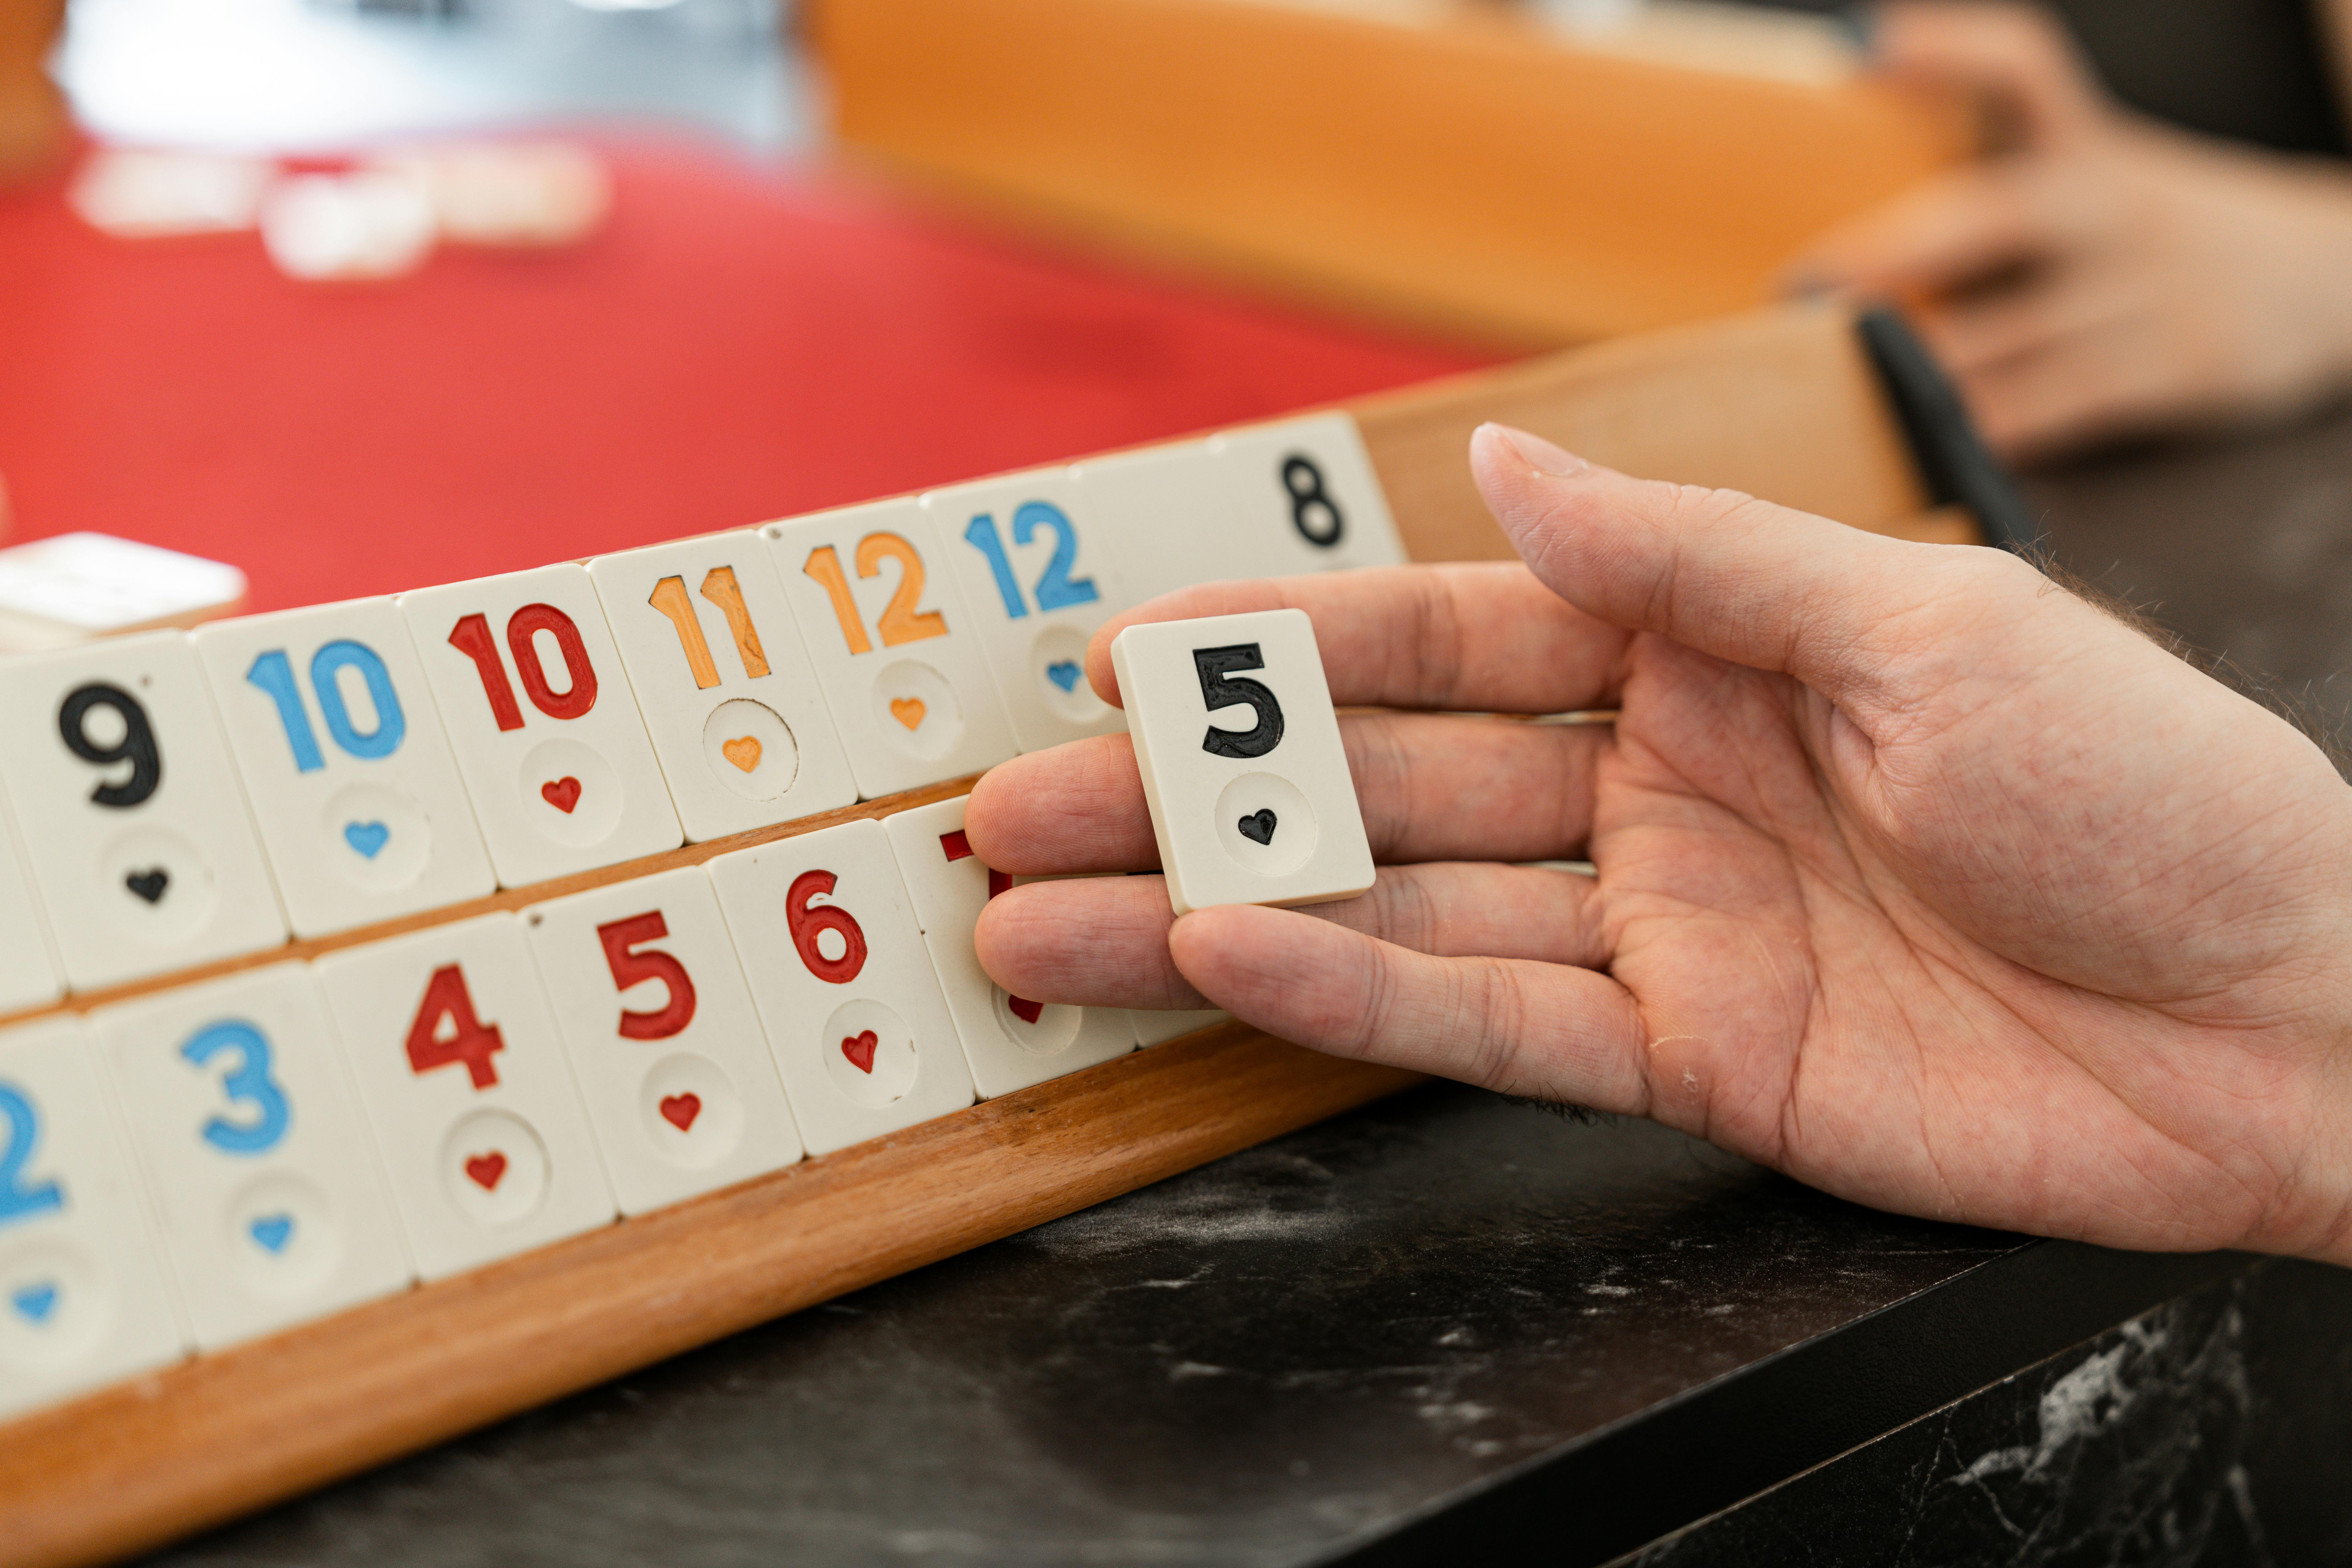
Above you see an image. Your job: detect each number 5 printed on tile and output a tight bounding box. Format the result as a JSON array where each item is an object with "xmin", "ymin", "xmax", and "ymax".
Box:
[
  {"xmin": 398, "ymin": 565, "xmax": 682, "ymax": 887},
  {"xmin": 926, "ymin": 469, "xmax": 1130, "ymax": 754},
  {"xmin": 197, "ymin": 600, "xmax": 497, "ymax": 938},
  {"xmin": 0, "ymin": 632, "xmax": 287, "ymax": 991},
  {"xmin": 525, "ymin": 868, "xmax": 804, "ymax": 1216},
  {"xmin": 588, "ymin": 536, "xmax": 856, "ymax": 843},
  {"xmin": 764, "ymin": 502, "xmax": 1017, "ymax": 800},
  {"xmin": 93, "ymin": 966, "xmax": 412, "ymax": 1351}
]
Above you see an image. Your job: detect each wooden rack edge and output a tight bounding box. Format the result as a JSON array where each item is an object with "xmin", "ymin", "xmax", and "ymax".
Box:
[{"xmin": 0, "ymin": 1026, "xmax": 1422, "ymax": 1568}]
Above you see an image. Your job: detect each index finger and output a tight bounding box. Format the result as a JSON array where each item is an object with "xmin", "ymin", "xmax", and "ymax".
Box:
[{"xmin": 1083, "ymin": 562, "xmax": 1630, "ymax": 714}]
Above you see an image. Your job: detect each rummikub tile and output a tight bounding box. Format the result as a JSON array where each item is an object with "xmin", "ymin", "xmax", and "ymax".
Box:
[
  {"xmin": 763, "ymin": 501, "xmax": 1017, "ymax": 799},
  {"xmin": 0, "ymin": 1016, "xmax": 185, "ymax": 1421},
  {"xmin": 881, "ymin": 797, "xmax": 1133, "ymax": 1098},
  {"xmin": 523, "ymin": 869, "xmax": 804, "ymax": 1215},
  {"xmin": 922, "ymin": 469, "xmax": 1130, "ymax": 752},
  {"xmin": 0, "ymin": 631, "xmax": 288, "ymax": 991},
  {"xmin": 315, "ymin": 914, "xmax": 616, "ymax": 1280},
  {"xmin": 194, "ymin": 599, "xmax": 496, "ymax": 938},
  {"xmin": 706, "ymin": 818, "xmax": 974, "ymax": 1155},
  {"xmin": 1066, "ymin": 439, "xmax": 1237, "ymax": 606},
  {"xmin": 588, "ymin": 534, "xmax": 856, "ymax": 843},
  {"xmin": 92, "ymin": 964, "xmax": 412, "ymax": 1350},
  {"xmin": 1112, "ymin": 608, "xmax": 1374, "ymax": 918},
  {"xmin": 1206, "ymin": 412, "xmax": 1408, "ymax": 575},
  {"xmin": 0, "ymin": 782, "xmax": 63, "ymax": 1017},
  {"xmin": 397, "ymin": 566, "xmax": 682, "ymax": 888}
]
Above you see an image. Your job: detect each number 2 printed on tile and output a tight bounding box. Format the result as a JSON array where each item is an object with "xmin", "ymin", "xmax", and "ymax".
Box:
[{"xmin": 0, "ymin": 1084, "xmax": 64, "ymax": 1228}]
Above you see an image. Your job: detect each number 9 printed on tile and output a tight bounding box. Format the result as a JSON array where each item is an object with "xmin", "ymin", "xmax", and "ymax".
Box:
[
  {"xmin": 194, "ymin": 599, "xmax": 496, "ymax": 937},
  {"xmin": 1111, "ymin": 608, "xmax": 1373, "ymax": 918},
  {"xmin": 0, "ymin": 631, "xmax": 287, "ymax": 990}
]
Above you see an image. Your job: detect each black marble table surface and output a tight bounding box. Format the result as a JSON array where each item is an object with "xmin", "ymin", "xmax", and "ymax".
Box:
[{"xmin": 142, "ymin": 404, "xmax": 2352, "ymax": 1568}]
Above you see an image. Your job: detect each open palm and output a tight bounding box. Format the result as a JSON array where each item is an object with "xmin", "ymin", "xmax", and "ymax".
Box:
[{"xmin": 967, "ymin": 425, "xmax": 2352, "ymax": 1263}]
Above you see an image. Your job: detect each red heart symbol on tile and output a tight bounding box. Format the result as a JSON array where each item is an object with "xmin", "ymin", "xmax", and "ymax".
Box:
[
  {"xmin": 841, "ymin": 1029, "xmax": 879, "ymax": 1073},
  {"xmin": 1008, "ymin": 996, "xmax": 1044, "ymax": 1025},
  {"xmin": 464, "ymin": 1152, "xmax": 508, "ymax": 1190},
  {"xmin": 541, "ymin": 777, "xmax": 582, "ymax": 814},
  {"xmin": 659, "ymin": 1093, "xmax": 702, "ymax": 1132}
]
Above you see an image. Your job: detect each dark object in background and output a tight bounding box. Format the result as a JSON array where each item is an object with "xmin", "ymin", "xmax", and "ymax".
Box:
[
  {"xmin": 1760, "ymin": 0, "xmax": 2349, "ymax": 156},
  {"xmin": 1858, "ymin": 307, "xmax": 2038, "ymax": 552}
]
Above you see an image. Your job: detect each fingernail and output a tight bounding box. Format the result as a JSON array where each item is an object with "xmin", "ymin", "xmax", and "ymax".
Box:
[{"xmin": 1482, "ymin": 422, "xmax": 1586, "ymax": 479}]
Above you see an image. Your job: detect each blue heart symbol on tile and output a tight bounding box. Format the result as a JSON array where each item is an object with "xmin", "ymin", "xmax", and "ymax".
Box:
[
  {"xmin": 249, "ymin": 1215, "xmax": 295, "ymax": 1254},
  {"xmin": 10, "ymin": 1282, "xmax": 58, "ymax": 1324},
  {"xmin": 343, "ymin": 821, "xmax": 391, "ymax": 860},
  {"xmin": 1046, "ymin": 660, "xmax": 1082, "ymax": 693}
]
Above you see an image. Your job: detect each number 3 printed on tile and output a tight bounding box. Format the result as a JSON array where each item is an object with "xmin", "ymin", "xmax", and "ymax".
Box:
[{"xmin": 179, "ymin": 1022, "xmax": 292, "ymax": 1156}]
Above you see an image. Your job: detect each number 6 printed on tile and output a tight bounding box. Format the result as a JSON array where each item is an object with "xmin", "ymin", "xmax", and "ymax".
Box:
[
  {"xmin": 707, "ymin": 819, "xmax": 975, "ymax": 1155},
  {"xmin": 398, "ymin": 565, "xmax": 683, "ymax": 888},
  {"xmin": 0, "ymin": 632, "xmax": 287, "ymax": 991},
  {"xmin": 196, "ymin": 599, "xmax": 497, "ymax": 938}
]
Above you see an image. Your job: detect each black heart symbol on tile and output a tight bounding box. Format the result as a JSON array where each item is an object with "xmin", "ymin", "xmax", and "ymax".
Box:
[
  {"xmin": 125, "ymin": 868, "xmax": 169, "ymax": 904},
  {"xmin": 1238, "ymin": 809, "xmax": 1277, "ymax": 846}
]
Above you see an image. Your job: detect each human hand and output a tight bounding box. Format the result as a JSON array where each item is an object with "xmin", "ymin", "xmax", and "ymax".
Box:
[
  {"xmin": 1787, "ymin": 1, "xmax": 2352, "ymax": 462},
  {"xmin": 966, "ymin": 424, "xmax": 2352, "ymax": 1263}
]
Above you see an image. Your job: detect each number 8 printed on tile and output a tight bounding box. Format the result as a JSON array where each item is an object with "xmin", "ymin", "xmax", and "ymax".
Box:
[
  {"xmin": 0, "ymin": 632, "xmax": 287, "ymax": 991},
  {"xmin": 196, "ymin": 600, "xmax": 497, "ymax": 937},
  {"xmin": 397, "ymin": 566, "xmax": 682, "ymax": 887}
]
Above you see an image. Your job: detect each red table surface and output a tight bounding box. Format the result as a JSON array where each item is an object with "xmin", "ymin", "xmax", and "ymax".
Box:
[{"xmin": 0, "ymin": 133, "xmax": 1496, "ymax": 616}]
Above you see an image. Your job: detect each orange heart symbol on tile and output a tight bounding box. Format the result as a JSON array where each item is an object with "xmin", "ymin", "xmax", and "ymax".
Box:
[
  {"xmin": 659, "ymin": 1093, "xmax": 702, "ymax": 1132},
  {"xmin": 464, "ymin": 1152, "xmax": 508, "ymax": 1190},
  {"xmin": 541, "ymin": 777, "xmax": 582, "ymax": 814},
  {"xmin": 721, "ymin": 736, "xmax": 762, "ymax": 774},
  {"xmin": 841, "ymin": 1029, "xmax": 879, "ymax": 1073},
  {"xmin": 889, "ymin": 697, "xmax": 926, "ymax": 731}
]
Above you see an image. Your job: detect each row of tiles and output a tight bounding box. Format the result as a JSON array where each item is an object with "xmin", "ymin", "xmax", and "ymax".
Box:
[
  {"xmin": 0, "ymin": 411, "xmax": 1403, "ymax": 1007},
  {"xmin": 0, "ymin": 795, "xmax": 1224, "ymax": 1421}
]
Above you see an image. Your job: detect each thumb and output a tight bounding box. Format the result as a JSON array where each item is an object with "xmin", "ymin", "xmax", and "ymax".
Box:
[
  {"xmin": 1867, "ymin": 1, "xmax": 2109, "ymax": 151},
  {"xmin": 1467, "ymin": 423, "xmax": 2027, "ymax": 707}
]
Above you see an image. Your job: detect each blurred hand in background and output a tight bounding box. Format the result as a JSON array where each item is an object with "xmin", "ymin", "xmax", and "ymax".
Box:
[{"xmin": 1790, "ymin": 1, "xmax": 2352, "ymax": 463}]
